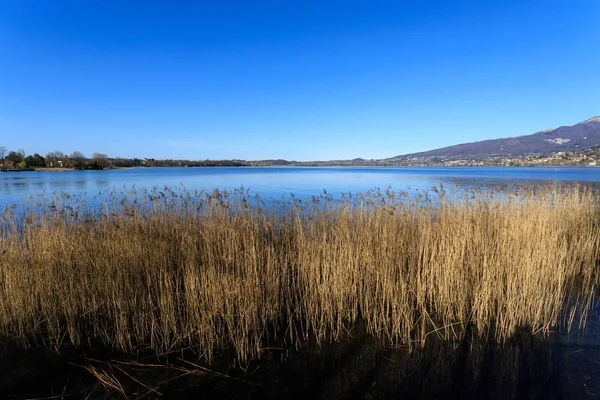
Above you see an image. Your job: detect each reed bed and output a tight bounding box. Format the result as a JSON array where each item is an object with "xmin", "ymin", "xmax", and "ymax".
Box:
[{"xmin": 0, "ymin": 184, "xmax": 598, "ymax": 362}]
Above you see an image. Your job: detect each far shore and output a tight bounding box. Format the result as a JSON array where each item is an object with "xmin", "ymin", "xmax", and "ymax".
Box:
[{"xmin": 34, "ymin": 167, "xmax": 133, "ymax": 171}]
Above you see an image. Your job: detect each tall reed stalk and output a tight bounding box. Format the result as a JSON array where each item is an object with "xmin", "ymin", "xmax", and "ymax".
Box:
[{"xmin": 0, "ymin": 185, "xmax": 598, "ymax": 362}]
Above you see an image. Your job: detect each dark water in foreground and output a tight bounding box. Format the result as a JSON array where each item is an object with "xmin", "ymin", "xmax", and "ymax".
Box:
[
  {"xmin": 2, "ymin": 316, "xmax": 600, "ymax": 399},
  {"xmin": 2, "ymin": 166, "xmax": 600, "ymax": 208}
]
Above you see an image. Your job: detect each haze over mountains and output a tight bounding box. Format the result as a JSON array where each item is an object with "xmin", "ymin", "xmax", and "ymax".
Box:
[{"xmin": 387, "ymin": 117, "xmax": 600, "ymax": 161}]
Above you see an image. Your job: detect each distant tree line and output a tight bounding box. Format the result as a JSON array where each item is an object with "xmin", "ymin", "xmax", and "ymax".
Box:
[
  {"xmin": 2, "ymin": 145, "xmax": 388, "ymax": 169},
  {"xmin": 1, "ymin": 145, "xmax": 380, "ymax": 170},
  {"xmin": 0, "ymin": 145, "xmax": 267, "ymax": 170},
  {"xmin": 0, "ymin": 146, "xmax": 114, "ymax": 170},
  {"xmin": 0, "ymin": 147, "xmax": 359, "ymax": 169}
]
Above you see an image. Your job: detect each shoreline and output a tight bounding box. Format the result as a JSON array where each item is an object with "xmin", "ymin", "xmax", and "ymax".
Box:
[
  {"xmin": 33, "ymin": 167, "xmax": 133, "ymax": 171},
  {"xmin": 24, "ymin": 164, "xmax": 600, "ymax": 170}
]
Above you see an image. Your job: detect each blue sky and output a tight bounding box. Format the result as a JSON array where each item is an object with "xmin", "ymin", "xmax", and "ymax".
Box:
[{"xmin": 1, "ymin": 1, "xmax": 599, "ymax": 161}]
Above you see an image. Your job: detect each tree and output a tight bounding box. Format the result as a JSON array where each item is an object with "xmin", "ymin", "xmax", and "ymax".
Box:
[
  {"xmin": 33, "ymin": 153, "xmax": 46, "ymax": 168},
  {"xmin": 0, "ymin": 145, "xmax": 7, "ymax": 167},
  {"xmin": 45, "ymin": 152, "xmax": 57, "ymax": 167},
  {"xmin": 70, "ymin": 151, "xmax": 87, "ymax": 169},
  {"xmin": 24, "ymin": 153, "xmax": 46, "ymax": 168},
  {"xmin": 55, "ymin": 151, "xmax": 67, "ymax": 167},
  {"xmin": 6, "ymin": 151, "xmax": 24, "ymax": 166},
  {"xmin": 92, "ymin": 152, "xmax": 109, "ymax": 169},
  {"xmin": 45, "ymin": 151, "xmax": 67, "ymax": 168}
]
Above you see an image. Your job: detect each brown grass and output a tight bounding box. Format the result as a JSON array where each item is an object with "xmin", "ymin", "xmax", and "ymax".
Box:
[{"xmin": 0, "ymin": 184, "xmax": 598, "ymax": 362}]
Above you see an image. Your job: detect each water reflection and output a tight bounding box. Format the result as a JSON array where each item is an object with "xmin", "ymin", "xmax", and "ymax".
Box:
[{"xmin": 3, "ymin": 318, "xmax": 600, "ymax": 399}]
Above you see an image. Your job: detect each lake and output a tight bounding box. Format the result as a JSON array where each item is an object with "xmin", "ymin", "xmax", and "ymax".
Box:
[{"xmin": 2, "ymin": 166, "xmax": 600, "ymax": 209}]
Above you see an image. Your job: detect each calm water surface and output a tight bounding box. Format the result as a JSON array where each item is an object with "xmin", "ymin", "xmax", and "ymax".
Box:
[{"xmin": 2, "ymin": 166, "xmax": 600, "ymax": 208}]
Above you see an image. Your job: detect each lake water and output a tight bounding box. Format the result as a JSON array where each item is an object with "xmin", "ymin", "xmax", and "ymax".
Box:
[{"xmin": 2, "ymin": 166, "xmax": 600, "ymax": 209}]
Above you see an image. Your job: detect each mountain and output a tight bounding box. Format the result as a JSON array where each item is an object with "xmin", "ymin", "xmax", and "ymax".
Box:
[{"xmin": 388, "ymin": 117, "xmax": 600, "ymax": 161}]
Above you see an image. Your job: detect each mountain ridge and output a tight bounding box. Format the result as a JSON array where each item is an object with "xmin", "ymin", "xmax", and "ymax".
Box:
[{"xmin": 387, "ymin": 117, "xmax": 600, "ymax": 161}]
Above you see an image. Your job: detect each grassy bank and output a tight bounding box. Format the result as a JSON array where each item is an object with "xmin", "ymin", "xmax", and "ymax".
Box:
[{"xmin": 0, "ymin": 185, "xmax": 598, "ymax": 363}]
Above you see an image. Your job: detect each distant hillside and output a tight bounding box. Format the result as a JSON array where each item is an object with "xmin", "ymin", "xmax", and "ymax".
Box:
[{"xmin": 388, "ymin": 117, "xmax": 600, "ymax": 161}]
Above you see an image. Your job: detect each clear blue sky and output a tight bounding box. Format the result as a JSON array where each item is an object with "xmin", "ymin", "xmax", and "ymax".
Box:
[{"xmin": 1, "ymin": 1, "xmax": 599, "ymax": 161}]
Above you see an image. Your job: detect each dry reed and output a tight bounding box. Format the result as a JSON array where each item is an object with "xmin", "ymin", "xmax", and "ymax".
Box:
[{"xmin": 0, "ymin": 184, "xmax": 598, "ymax": 362}]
